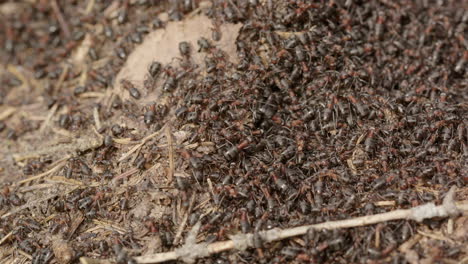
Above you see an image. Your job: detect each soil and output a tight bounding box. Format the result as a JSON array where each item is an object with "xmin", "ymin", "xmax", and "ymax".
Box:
[{"xmin": 0, "ymin": 1, "xmax": 467, "ymax": 264}]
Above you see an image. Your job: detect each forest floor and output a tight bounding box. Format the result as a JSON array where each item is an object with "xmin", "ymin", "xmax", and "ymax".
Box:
[{"xmin": 0, "ymin": 1, "xmax": 467, "ymax": 264}]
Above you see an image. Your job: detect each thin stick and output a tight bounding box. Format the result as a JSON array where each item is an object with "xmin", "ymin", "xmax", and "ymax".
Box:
[
  {"xmin": 54, "ymin": 64, "xmax": 69, "ymax": 95},
  {"xmin": 134, "ymin": 187, "xmax": 467, "ymax": 264},
  {"xmin": 113, "ymin": 167, "xmax": 139, "ymax": 183},
  {"xmin": 80, "ymin": 257, "xmax": 112, "ymax": 264},
  {"xmin": 66, "ymin": 213, "xmax": 85, "ymax": 240},
  {"xmin": 173, "ymin": 193, "xmax": 196, "ymax": 245},
  {"xmin": 227, "ymin": 0, "xmax": 243, "ymax": 17},
  {"xmin": 6, "ymin": 64, "xmax": 30, "ymax": 89},
  {"xmin": 84, "ymin": 0, "xmax": 96, "ymax": 15},
  {"xmin": 18, "ymin": 183, "xmax": 55, "ymax": 193},
  {"xmin": 130, "ymin": 145, "xmax": 142, "ymax": 164},
  {"xmin": 40, "ymin": 103, "xmax": 58, "ymax": 132},
  {"xmin": 50, "ymin": 0, "xmax": 71, "ymax": 38},
  {"xmin": 118, "ymin": 143, "xmax": 142, "ymax": 162},
  {"xmin": 93, "ymin": 106, "xmax": 102, "ymax": 131},
  {"xmin": 0, "ymin": 231, "xmax": 13, "ymax": 246},
  {"xmin": 91, "ymin": 219, "xmax": 126, "ymax": 234},
  {"xmin": 165, "ymin": 125, "xmax": 174, "ymax": 183},
  {"xmin": 0, "ymin": 106, "xmax": 16, "ymax": 121},
  {"xmin": 79, "ymin": 92, "xmax": 106, "ymax": 98},
  {"xmin": 17, "ymin": 249, "xmax": 32, "ymax": 260},
  {"xmin": 399, "ymin": 234, "xmax": 422, "ymax": 253},
  {"xmin": 79, "ymin": 64, "xmax": 88, "ymax": 86},
  {"xmin": 417, "ymin": 229, "xmax": 455, "ymax": 244},
  {"xmin": 113, "ymin": 138, "xmax": 137, "ymax": 145},
  {"xmin": 118, "ymin": 125, "xmax": 166, "ymax": 162},
  {"xmin": 16, "ymin": 156, "xmax": 68, "ymax": 185}
]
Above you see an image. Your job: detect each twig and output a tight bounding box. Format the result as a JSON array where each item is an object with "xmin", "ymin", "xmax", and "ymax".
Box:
[
  {"xmin": 40, "ymin": 103, "xmax": 58, "ymax": 132},
  {"xmin": 118, "ymin": 124, "xmax": 166, "ymax": 162},
  {"xmin": 206, "ymin": 178, "xmax": 216, "ymax": 205},
  {"xmin": 79, "ymin": 64, "xmax": 88, "ymax": 86},
  {"xmin": 66, "ymin": 213, "xmax": 85, "ymax": 240},
  {"xmin": 54, "ymin": 64, "xmax": 69, "ymax": 95},
  {"xmin": 113, "ymin": 167, "xmax": 139, "ymax": 183},
  {"xmin": 113, "ymin": 138, "xmax": 137, "ymax": 144},
  {"xmin": 398, "ymin": 234, "xmax": 422, "ymax": 253},
  {"xmin": 6, "ymin": 64, "xmax": 29, "ymax": 89},
  {"xmin": 417, "ymin": 229, "xmax": 455, "ymax": 244},
  {"xmin": 79, "ymin": 92, "xmax": 106, "ymax": 98},
  {"xmin": 0, "ymin": 231, "xmax": 13, "ymax": 246},
  {"xmin": 6, "ymin": 64, "xmax": 42, "ymax": 93},
  {"xmin": 93, "ymin": 106, "xmax": 101, "ymax": 131},
  {"xmin": 91, "ymin": 219, "xmax": 126, "ymax": 234},
  {"xmin": 134, "ymin": 187, "xmax": 467, "ymax": 264},
  {"xmin": 173, "ymin": 193, "xmax": 196, "ymax": 245},
  {"xmin": 0, "ymin": 106, "xmax": 16, "ymax": 121},
  {"xmin": 165, "ymin": 125, "xmax": 174, "ymax": 183},
  {"xmin": 16, "ymin": 156, "xmax": 69, "ymax": 185},
  {"xmin": 186, "ymin": 1, "xmax": 212, "ymax": 18},
  {"xmin": 374, "ymin": 200, "xmax": 396, "ymax": 207},
  {"xmin": 80, "ymin": 257, "xmax": 112, "ymax": 264},
  {"xmin": 18, "ymin": 183, "xmax": 55, "ymax": 193},
  {"xmin": 275, "ymin": 27, "xmax": 316, "ymax": 38},
  {"xmin": 0, "ymin": 254, "xmax": 13, "ymax": 264},
  {"xmin": 17, "ymin": 249, "xmax": 32, "ymax": 260},
  {"xmin": 227, "ymin": 0, "xmax": 242, "ymax": 18},
  {"xmin": 84, "ymin": 0, "xmax": 96, "ymax": 15},
  {"xmin": 46, "ymin": 176, "xmax": 84, "ymax": 186},
  {"xmin": 50, "ymin": 0, "xmax": 71, "ymax": 38},
  {"xmin": 460, "ymin": 256, "xmax": 468, "ymax": 264},
  {"xmin": 131, "ymin": 145, "xmax": 142, "ymax": 164},
  {"xmin": 103, "ymin": 0, "xmax": 120, "ymax": 18}
]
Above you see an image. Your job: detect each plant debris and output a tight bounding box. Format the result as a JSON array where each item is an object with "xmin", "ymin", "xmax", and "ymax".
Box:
[{"xmin": 134, "ymin": 187, "xmax": 468, "ymax": 263}]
